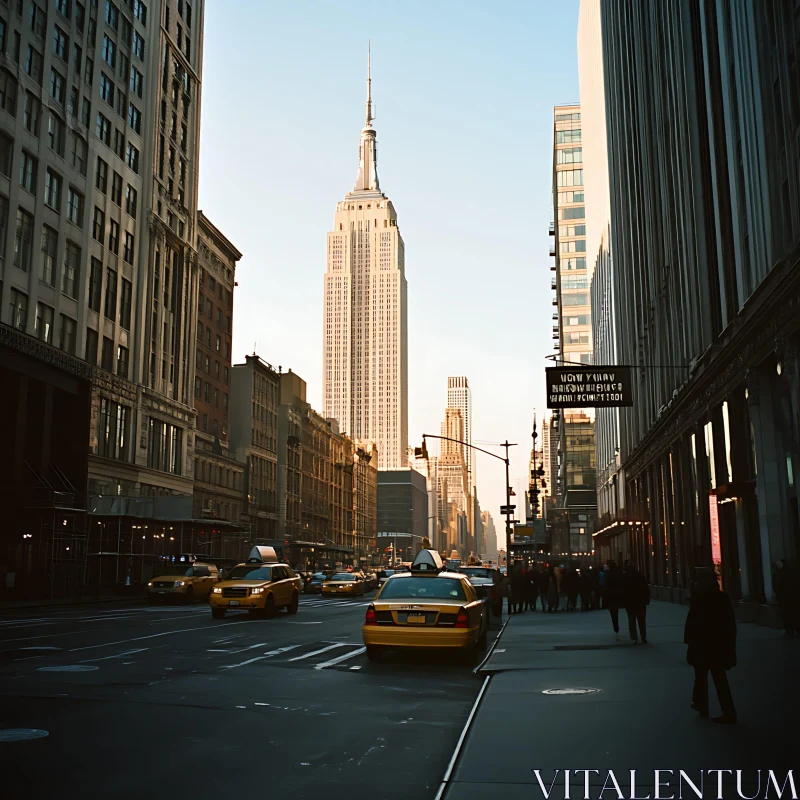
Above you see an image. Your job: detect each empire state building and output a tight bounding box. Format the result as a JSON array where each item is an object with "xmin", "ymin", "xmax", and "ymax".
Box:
[{"xmin": 323, "ymin": 51, "xmax": 408, "ymax": 469}]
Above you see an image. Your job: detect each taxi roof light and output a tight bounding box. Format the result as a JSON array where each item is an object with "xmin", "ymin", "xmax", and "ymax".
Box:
[
  {"xmin": 410, "ymin": 548, "xmax": 444, "ymax": 573},
  {"xmin": 247, "ymin": 545, "xmax": 278, "ymax": 564}
]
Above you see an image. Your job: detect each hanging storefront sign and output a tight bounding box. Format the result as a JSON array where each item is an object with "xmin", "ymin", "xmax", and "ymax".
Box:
[
  {"xmin": 708, "ymin": 494, "xmax": 722, "ymax": 564},
  {"xmin": 546, "ymin": 367, "xmax": 634, "ymax": 408}
]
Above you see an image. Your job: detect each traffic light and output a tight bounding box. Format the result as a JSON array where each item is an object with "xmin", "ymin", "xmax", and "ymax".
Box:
[{"xmin": 414, "ymin": 439, "xmax": 429, "ymax": 460}]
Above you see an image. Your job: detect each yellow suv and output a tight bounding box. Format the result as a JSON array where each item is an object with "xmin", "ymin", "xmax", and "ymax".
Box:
[
  {"xmin": 147, "ymin": 557, "xmax": 220, "ymax": 603},
  {"xmin": 209, "ymin": 546, "xmax": 301, "ymax": 619}
]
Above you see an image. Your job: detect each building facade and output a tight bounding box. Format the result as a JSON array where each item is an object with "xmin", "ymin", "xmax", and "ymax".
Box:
[
  {"xmin": 376, "ymin": 468, "xmax": 428, "ymax": 564},
  {"xmin": 229, "ymin": 354, "xmax": 279, "ymax": 540},
  {"xmin": 590, "ymin": 0, "xmax": 800, "ymax": 625},
  {"xmin": 322, "ymin": 52, "xmax": 408, "ymax": 469}
]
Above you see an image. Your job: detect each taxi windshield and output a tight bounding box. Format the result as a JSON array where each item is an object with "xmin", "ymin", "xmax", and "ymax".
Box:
[
  {"xmin": 379, "ymin": 577, "xmax": 467, "ymax": 601},
  {"xmin": 225, "ymin": 566, "xmax": 272, "ymax": 581},
  {"xmin": 460, "ymin": 568, "xmax": 493, "ymax": 579},
  {"xmin": 329, "ymin": 573, "xmax": 355, "ymax": 581},
  {"xmin": 160, "ymin": 566, "xmax": 194, "ymax": 577}
]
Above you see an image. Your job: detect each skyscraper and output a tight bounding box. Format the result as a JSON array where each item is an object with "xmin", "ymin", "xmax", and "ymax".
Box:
[
  {"xmin": 323, "ymin": 49, "xmax": 408, "ymax": 469},
  {"xmin": 446, "ymin": 377, "xmax": 474, "ymax": 492}
]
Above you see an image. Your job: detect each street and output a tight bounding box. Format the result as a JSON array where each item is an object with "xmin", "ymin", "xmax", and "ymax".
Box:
[{"xmin": 0, "ymin": 596, "xmax": 481, "ymax": 799}]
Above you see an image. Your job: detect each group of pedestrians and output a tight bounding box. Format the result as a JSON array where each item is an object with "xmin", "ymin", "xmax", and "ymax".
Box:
[{"xmin": 503, "ymin": 563, "xmax": 605, "ymax": 614}]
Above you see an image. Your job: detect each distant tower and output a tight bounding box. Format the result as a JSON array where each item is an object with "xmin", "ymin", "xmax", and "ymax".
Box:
[
  {"xmin": 323, "ymin": 47, "xmax": 408, "ymax": 468},
  {"xmin": 446, "ymin": 377, "xmax": 474, "ymax": 493}
]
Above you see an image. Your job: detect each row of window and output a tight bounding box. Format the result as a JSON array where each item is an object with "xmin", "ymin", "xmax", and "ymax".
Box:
[
  {"xmin": 556, "ymin": 169, "xmax": 584, "ymax": 188},
  {"xmin": 193, "ymin": 378, "xmax": 229, "ymax": 412}
]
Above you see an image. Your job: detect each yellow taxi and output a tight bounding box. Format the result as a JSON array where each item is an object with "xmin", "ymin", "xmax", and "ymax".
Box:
[
  {"xmin": 147, "ymin": 556, "xmax": 220, "ymax": 603},
  {"xmin": 362, "ymin": 549, "xmax": 487, "ymax": 661},
  {"xmin": 322, "ymin": 571, "xmax": 367, "ymax": 597},
  {"xmin": 209, "ymin": 546, "xmax": 301, "ymax": 619}
]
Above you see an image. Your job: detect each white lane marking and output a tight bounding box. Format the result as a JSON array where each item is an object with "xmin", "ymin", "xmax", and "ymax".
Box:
[
  {"xmin": 314, "ymin": 646, "xmax": 366, "ymax": 670},
  {"xmin": 37, "ymin": 665, "xmax": 99, "ymax": 672},
  {"xmin": 262, "ymin": 645, "xmax": 301, "ymax": 658},
  {"xmin": 220, "ymin": 644, "xmax": 300, "ymax": 670},
  {"xmin": 20, "ymin": 646, "xmax": 62, "ymax": 651},
  {"xmin": 350, "ymin": 666, "xmax": 361, "ymax": 671},
  {"xmin": 69, "ymin": 619, "xmax": 260, "ymax": 652},
  {"xmin": 79, "ymin": 647, "xmax": 149, "ymax": 663},
  {"xmin": 287, "ymin": 643, "xmax": 350, "ymax": 662},
  {"xmin": 221, "ymin": 656, "xmax": 266, "ymax": 669},
  {"xmin": 285, "ymin": 622, "xmax": 322, "ymax": 625},
  {"xmin": 206, "ymin": 649, "xmax": 231, "ymax": 653},
  {"xmin": 238, "ymin": 642, "xmax": 269, "ymax": 652}
]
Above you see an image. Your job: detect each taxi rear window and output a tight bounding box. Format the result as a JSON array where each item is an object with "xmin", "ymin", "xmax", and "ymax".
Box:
[
  {"xmin": 379, "ymin": 577, "xmax": 466, "ymax": 601},
  {"xmin": 226, "ymin": 566, "xmax": 272, "ymax": 581}
]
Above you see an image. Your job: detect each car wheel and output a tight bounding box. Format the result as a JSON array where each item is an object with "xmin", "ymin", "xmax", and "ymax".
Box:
[
  {"xmin": 211, "ymin": 608, "xmax": 225, "ymax": 619},
  {"xmin": 287, "ymin": 592, "xmax": 299, "ymax": 615},
  {"xmin": 366, "ymin": 645, "xmax": 383, "ymax": 662},
  {"xmin": 478, "ymin": 623, "xmax": 488, "ymax": 649},
  {"xmin": 264, "ymin": 594, "xmax": 276, "ymax": 619}
]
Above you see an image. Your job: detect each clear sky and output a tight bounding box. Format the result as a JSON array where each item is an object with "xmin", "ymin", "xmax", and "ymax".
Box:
[{"xmin": 198, "ymin": 0, "xmax": 581, "ymax": 552}]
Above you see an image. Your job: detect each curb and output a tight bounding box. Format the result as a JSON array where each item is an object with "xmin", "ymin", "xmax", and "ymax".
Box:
[
  {"xmin": 434, "ymin": 673, "xmax": 492, "ymax": 800},
  {"xmin": 0, "ymin": 596, "xmax": 144, "ymax": 611},
  {"xmin": 473, "ymin": 614, "xmax": 512, "ymax": 674}
]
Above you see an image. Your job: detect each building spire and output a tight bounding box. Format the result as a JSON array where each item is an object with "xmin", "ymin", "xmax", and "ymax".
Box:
[
  {"xmin": 354, "ymin": 43, "xmax": 380, "ymax": 193},
  {"xmin": 365, "ymin": 41, "xmax": 374, "ymax": 128}
]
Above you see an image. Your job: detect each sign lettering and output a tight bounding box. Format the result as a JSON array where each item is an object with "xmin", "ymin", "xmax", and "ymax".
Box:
[{"xmin": 546, "ymin": 366, "xmax": 634, "ymax": 408}]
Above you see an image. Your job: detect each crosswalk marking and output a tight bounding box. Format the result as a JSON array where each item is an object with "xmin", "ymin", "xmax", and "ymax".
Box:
[
  {"xmin": 314, "ymin": 646, "xmax": 366, "ymax": 670},
  {"xmin": 287, "ymin": 642, "xmax": 350, "ymax": 661}
]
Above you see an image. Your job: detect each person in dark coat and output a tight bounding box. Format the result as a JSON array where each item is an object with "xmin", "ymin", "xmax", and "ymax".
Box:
[
  {"xmin": 773, "ymin": 559, "xmax": 799, "ymax": 637},
  {"xmin": 623, "ymin": 562, "xmax": 650, "ymax": 643},
  {"xmin": 579, "ymin": 569, "xmax": 593, "ymax": 611},
  {"xmin": 537, "ymin": 568, "xmax": 549, "ymax": 612},
  {"xmin": 564, "ymin": 569, "xmax": 580, "ymax": 611},
  {"xmin": 510, "ymin": 564, "xmax": 527, "ymax": 614},
  {"xmin": 604, "ymin": 561, "xmax": 624, "ymax": 634},
  {"xmin": 684, "ymin": 568, "xmax": 737, "ymax": 724},
  {"xmin": 546, "ymin": 566, "xmax": 559, "ymax": 612},
  {"xmin": 526, "ymin": 567, "xmax": 539, "ymax": 611}
]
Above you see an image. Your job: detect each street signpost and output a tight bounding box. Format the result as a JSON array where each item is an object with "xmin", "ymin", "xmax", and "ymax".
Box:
[
  {"xmin": 546, "ymin": 366, "xmax": 634, "ymax": 408},
  {"xmin": 500, "ymin": 505, "xmax": 515, "ymax": 515}
]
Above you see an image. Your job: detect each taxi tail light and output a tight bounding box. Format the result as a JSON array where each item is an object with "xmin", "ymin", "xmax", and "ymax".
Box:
[
  {"xmin": 364, "ymin": 605, "xmax": 378, "ymax": 625},
  {"xmin": 455, "ymin": 608, "xmax": 469, "ymax": 628}
]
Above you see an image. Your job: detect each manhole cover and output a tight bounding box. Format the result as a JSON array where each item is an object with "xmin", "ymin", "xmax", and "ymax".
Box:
[
  {"xmin": 553, "ymin": 645, "xmax": 610, "ymax": 651},
  {"xmin": 37, "ymin": 665, "xmax": 99, "ymax": 673},
  {"xmin": 542, "ymin": 687, "xmax": 602, "ymax": 695},
  {"xmin": 0, "ymin": 729, "xmax": 49, "ymax": 742}
]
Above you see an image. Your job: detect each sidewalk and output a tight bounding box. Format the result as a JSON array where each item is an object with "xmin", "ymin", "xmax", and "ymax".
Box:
[{"xmin": 440, "ymin": 601, "xmax": 799, "ymax": 799}]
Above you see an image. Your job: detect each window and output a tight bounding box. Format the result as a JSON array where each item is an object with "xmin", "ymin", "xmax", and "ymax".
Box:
[
  {"xmin": 0, "ymin": 69, "xmax": 17, "ymax": 116},
  {"xmin": 119, "ymin": 276, "xmax": 131, "ymax": 328},
  {"xmin": 556, "ymin": 128, "xmax": 581, "ymax": 144},
  {"xmin": 9, "ymin": 288, "xmax": 27, "ymax": 330},
  {"xmin": 85, "ymin": 326, "xmax": 98, "ymax": 363},
  {"xmin": 81, "ymin": 96, "xmax": 90, "ymax": 125},
  {"xmin": 559, "ymin": 206, "xmax": 585, "ymax": 221},
  {"xmin": 48, "ymin": 113, "xmax": 65, "ymax": 156},
  {"xmin": 556, "ymin": 169, "xmax": 584, "ymax": 187},
  {"xmin": 147, "ymin": 418, "xmax": 182, "ymax": 474},
  {"xmin": 0, "ymin": 133, "xmax": 10, "ymax": 176},
  {"xmin": 53, "ymin": 25, "xmax": 68, "ymax": 60},
  {"xmin": 133, "ymin": 0, "xmax": 146, "ymax": 26},
  {"xmin": 556, "ymin": 147, "xmax": 583, "ymax": 165},
  {"xmin": 130, "ymin": 65, "xmax": 142, "ymax": 96},
  {"xmin": 92, "ymin": 206, "xmax": 104, "ymax": 241},
  {"xmin": 223, "ymin": 367, "xmax": 228, "ymax": 385},
  {"xmin": 108, "ymin": 217, "xmax": 118, "ymax": 252},
  {"xmin": 113, "ymin": 127, "xmax": 124, "ymax": 158},
  {"xmin": 75, "ymin": 2, "xmax": 85, "ymax": 31},
  {"xmin": 25, "ymin": 45, "xmax": 42, "ymax": 83},
  {"xmin": 104, "ymin": 267, "xmax": 117, "ymax": 319},
  {"xmin": 95, "ymin": 156, "xmax": 108, "ymax": 192},
  {"xmin": 0, "ymin": 17, "xmax": 5, "ymax": 54},
  {"xmin": 132, "ymin": 30, "xmax": 143, "ymax": 59},
  {"xmin": 23, "ymin": 91, "xmax": 39, "ymax": 135},
  {"xmin": 203, "ymin": 381, "xmax": 209, "ymax": 402},
  {"xmin": 56, "ymin": 0, "xmax": 71, "ymax": 19},
  {"xmin": 88, "ymin": 257, "xmax": 102, "ymax": 311},
  {"xmin": 73, "ymin": 42, "xmax": 81, "ymax": 72},
  {"xmin": 98, "ymin": 397, "xmax": 129, "ymax": 460},
  {"xmin": 122, "ymin": 230, "xmax": 133, "ymax": 263},
  {"xmin": 96, "ymin": 112, "xmax": 110, "ymax": 144},
  {"xmin": 118, "ymin": 51, "xmax": 128, "ymax": 82},
  {"xmin": 19, "ymin": 151, "xmax": 36, "ymax": 194},
  {"xmin": 67, "ymin": 187, "xmax": 83, "ymax": 226},
  {"xmin": 63, "ymin": 241, "xmax": 80, "ymax": 298},
  {"xmin": 71, "ymin": 135, "xmax": 87, "ymax": 175},
  {"xmin": 116, "ymin": 344, "xmax": 128, "ymax": 377},
  {"xmin": 84, "ymin": 55, "xmax": 93, "ymax": 87},
  {"xmin": 128, "ymin": 102, "xmax": 140, "ymax": 134},
  {"xmin": 104, "ymin": 1, "xmax": 118, "ymax": 30},
  {"xmin": 59, "ymin": 314, "xmax": 76, "ymax": 354},
  {"xmin": 44, "ymin": 169, "xmax": 61, "ymax": 210},
  {"xmin": 125, "ymin": 184, "xmax": 137, "ymax": 218},
  {"xmin": 215, "ymin": 335, "xmax": 221, "ymax": 353},
  {"xmin": 87, "ymin": 16, "xmax": 95, "ymax": 42},
  {"xmin": 561, "ymin": 293, "xmax": 589, "ymax": 307},
  {"xmin": 114, "ymin": 86, "xmax": 124, "ymax": 117},
  {"xmin": 102, "ymin": 34, "xmax": 116, "ymax": 67},
  {"xmin": 0, "ymin": 194, "xmax": 8, "ymax": 255},
  {"xmin": 111, "ymin": 171, "xmax": 122, "ymax": 204},
  {"xmin": 125, "ymin": 141, "xmax": 138, "ymax": 172},
  {"xmin": 40, "ymin": 225, "xmax": 57, "ymax": 285},
  {"xmin": 35, "ymin": 301, "xmax": 54, "ymax": 343},
  {"xmin": 99, "ymin": 71, "xmax": 113, "ymax": 103},
  {"xmin": 29, "ymin": 3, "xmax": 45, "ymax": 38}
]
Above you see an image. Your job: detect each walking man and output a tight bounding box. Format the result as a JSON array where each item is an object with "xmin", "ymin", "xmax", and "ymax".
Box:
[
  {"xmin": 684, "ymin": 568, "xmax": 737, "ymax": 724},
  {"xmin": 537, "ymin": 567, "xmax": 549, "ymax": 612},
  {"xmin": 623, "ymin": 561, "xmax": 650, "ymax": 643},
  {"xmin": 604, "ymin": 561, "xmax": 624, "ymax": 635}
]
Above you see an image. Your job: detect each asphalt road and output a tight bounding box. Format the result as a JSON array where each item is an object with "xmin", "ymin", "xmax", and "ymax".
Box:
[{"xmin": 0, "ymin": 594, "xmax": 482, "ymax": 799}]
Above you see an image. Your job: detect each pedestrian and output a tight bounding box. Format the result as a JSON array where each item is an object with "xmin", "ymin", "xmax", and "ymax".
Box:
[
  {"xmin": 604, "ymin": 561, "xmax": 624, "ymax": 635},
  {"xmin": 565, "ymin": 569, "xmax": 580, "ymax": 611},
  {"xmin": 526, "ymin": 567, "xmax": 539, "ymax": 611},
  {"xmin": 537, "ymin": 567, "xmax": 549, "ymax": 612},
  {"xmin": 623, "ymin": 561, "xmax": 650, "ymax": 643},
  {"xmin": 684, "ymin": 568, "xmax": 738, "ymax": 724},
  {"xmin": 579, "ymin": 568, "xmax": 593, "ymax": 611},
  {"xmin": 499, "ymin": 570, "xmax": 512, "ymax": 616},
  {"xmin": 597, "ymin": 565, "xmax": 607, "ymax": 609},
  {"xmin": 546, "ymin": 566, "xmax": 559, "ymax": 612},
  {"xmin": 773, "ymin": 559, "xmax": 800, "ymax": 637},
  {"xmin": 511, "ymin": 564, "xmax": 527, "ymax": 614}
]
